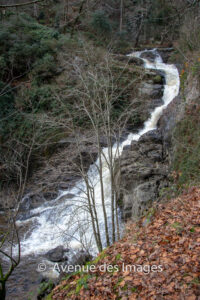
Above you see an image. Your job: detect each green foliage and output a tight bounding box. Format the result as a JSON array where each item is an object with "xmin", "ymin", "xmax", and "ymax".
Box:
[
  {"xmin": 0, "ymin": 13, "xmax": 60, "ymax": 82},
  {"xmin": 32, "ymin": 54, "xmax": 57, "ymax": 83},
  {"xmin": 171, "ymin": 221, "xmax": 183, "ymax": 234},
  {"xmin": 16, "ymin": 85, "xmax": 57, "ymax": 112},
  {"xmin": 0, "ymin": 13, "xmax": 70, "ymax": 186},
  {"xmin": 75, "ymin": 274, "xmax": 92, "ymax": 293},
  {"xmin": 44, "ymin": 293, "xmax": 53, "ymax": 300},
  {"xmin": 148, "ymin": 0, "xmax": 172, "ymax": 26},
  {"xmin": 91, "ymin": 10, "xmax": 111, "ymax": 35},
  {"xmin": 37, "ymin": 280, "xmax": 54, "ymax": 300}
]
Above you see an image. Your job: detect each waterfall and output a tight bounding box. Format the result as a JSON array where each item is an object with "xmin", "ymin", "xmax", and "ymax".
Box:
[{"xmin": 16, "ymin": 49, "xmax": 180, "ymax": 258}]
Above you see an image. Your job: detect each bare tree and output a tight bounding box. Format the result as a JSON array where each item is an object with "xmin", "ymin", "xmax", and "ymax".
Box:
[
  {"xmin": 50, "ymin": 48, "xmax": 140, "ymax": 251},
  {"xmin": 0, "ymin": 142, "xmax": 33, "ymax": 299},
  {"xmin": 0, "ymin": 0, "xmax": 45, "ymax": 8}
]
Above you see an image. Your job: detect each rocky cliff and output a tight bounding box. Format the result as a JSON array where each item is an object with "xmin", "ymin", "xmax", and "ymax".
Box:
[{"xmin": 118, "ymin": 53, "xmax": 200, "ymax": 221}]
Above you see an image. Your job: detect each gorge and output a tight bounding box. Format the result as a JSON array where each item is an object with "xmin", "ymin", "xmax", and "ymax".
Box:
[{"xmin": 6, "ymin": 48, "xmax": 180, "ymax": 300}]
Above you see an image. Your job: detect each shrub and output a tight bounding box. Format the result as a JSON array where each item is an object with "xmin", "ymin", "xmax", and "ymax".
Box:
[
  {"xmin": 32, "ymin": 54, "xmax": 57, "ymax": 83},
  {"xmin": 16, "ymin": 85, "xmax": 57, "ymax": 112},
  {"xmin": 173, "ymin": 101, "xmax": 200, "ymax": 190},
  {"xmin": 179, "ymin": 11, "xmax": 200, "ymax": 53}
]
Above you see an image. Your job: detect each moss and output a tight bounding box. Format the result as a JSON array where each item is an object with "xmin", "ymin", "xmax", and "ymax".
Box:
[
  {"xmin": 153, "ymin": 75, "xmax": 162, "ymax": 84},
  {"xmin": 45, "ymin": 293, "xmax": 53, "ymax": 300},
  {"xmin": 115, "ymin": 253, "xmax": 121, "ymax": 261},
  {"xmin": 37, "ymin": 280, "xmax": 54, "ymax": 299},
  {"xmin": 171, "ymin": 222, "xmax": 184, "ymax": 234},
  {"xmin": 114, "ymin": 277, "xmax": 124, "ymax": 290},
  {"xmin": 89, "ymin": 249, "xmax": 108, "ymax": 265},
  {"xmin": 75, "ymin": 274, "xmax": 92, "ymax": 294},
  {"xmin": 131, "ymin": 287, "xmax": 138, "ymax": 293}
]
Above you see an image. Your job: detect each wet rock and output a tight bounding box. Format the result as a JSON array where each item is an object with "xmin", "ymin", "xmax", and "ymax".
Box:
[
  {"xmin": 122, "ymin": 145, "xmax": 132, "ymax": 151},
  {"xmin": 45, "ymin": 246, "xmax": 69, "ymax": 262},
  {"xmin": 19, "ymin": 191, "xmax": 58, "ymax": 213},
  {"xmin": 58, "ymin": 183, "xmax": 70, "ymax": 189},
  {"xmin": 43, "ymin": 192, "xmax": 58, "ymax": 201},
  {"xmin": 139, "ymin": 82, "xmax": 163, "ymax": 99},
  {"xmin": 17, "ymin": 211, "xmax": 41, "ymax": 221},
  {"xmin": 157, "ymin": 48, "xmax": 174, "ymax": 63},
  {"xmin": 19, "ymin": 194, "xmax": 44, "ymax": 212},
  {"xmin": 140, "ymin": 51, "xmax": 157, "ymax": 62}
]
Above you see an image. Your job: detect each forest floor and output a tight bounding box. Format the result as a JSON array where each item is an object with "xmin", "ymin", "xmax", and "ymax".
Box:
[{"xmin": 47, "ymin": 187, "xmax": 200, "ymax": 300}]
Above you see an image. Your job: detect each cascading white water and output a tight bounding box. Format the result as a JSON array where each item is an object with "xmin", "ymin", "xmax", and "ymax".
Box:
[{"xmin": 17, "ymin": 49, "xmax": 180, "ymax": 258}]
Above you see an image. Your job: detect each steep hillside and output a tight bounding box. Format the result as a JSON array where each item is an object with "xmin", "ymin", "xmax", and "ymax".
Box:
[{"xmin": 46, "ymin": 187, "xmax": 200, "ymax": 300}]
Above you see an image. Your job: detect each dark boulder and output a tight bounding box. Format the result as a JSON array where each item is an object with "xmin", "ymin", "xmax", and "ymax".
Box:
[
  {"xmin": 114, "ymin": 54, "xmax": 144, "ymax": 66},
  {"xmin": 19, "ymin": 191, "xmax": 58, "ymax": 213},
  {"xmin": 45, "ymin": 246, "xmax": 69, "ymax": 262},
  {"xmin": 128, "ymin": 56, "xmax": 144, "ymax": 66}
]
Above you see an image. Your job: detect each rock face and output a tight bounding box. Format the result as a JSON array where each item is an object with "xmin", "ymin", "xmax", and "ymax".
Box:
[
  {"xmin": 118, "ymin": 130, "xmax": 169, "ymax": 220},
  {"xmin": 114, "ymin": 51, "xmax": 182, "ymax": 222}
]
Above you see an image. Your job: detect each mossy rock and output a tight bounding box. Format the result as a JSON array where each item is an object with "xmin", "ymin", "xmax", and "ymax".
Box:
[{"xmin": 153, "ymin": 75, "xmax": 163, "ymax": 84}]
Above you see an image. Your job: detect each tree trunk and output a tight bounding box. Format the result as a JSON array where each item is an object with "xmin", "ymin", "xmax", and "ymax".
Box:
[
  {"xmin": 97, "ymin": 132, "xmax": 110, "ymax": 247},
  {"xmin": 0, "ymin": 282, "xmax": 6, "ymax": 300},
  {"xmin": 120, "ymin": 0, "xmax": 123, "ymax": 32},
  {"xmin": 86, "ymin": 182, "xmax": 102, "ymax": 252},
  {"xmin": 90, "ymin": 187, "xmax": 103, "ymax": 252},
  {"xmin": 34, "ymin": 3, "xmax": 38, "ymax": 17},
  {"xmin": 70, "ymin": 0, "xmax": 86, "ymax": 38}
]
